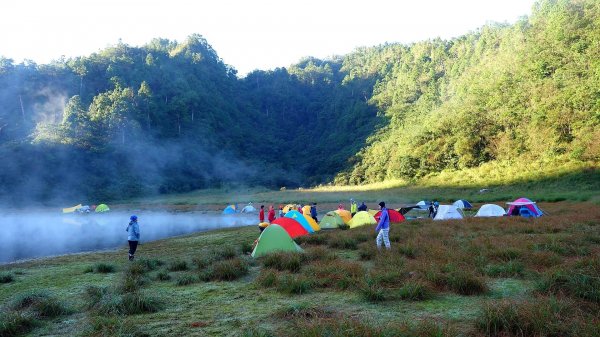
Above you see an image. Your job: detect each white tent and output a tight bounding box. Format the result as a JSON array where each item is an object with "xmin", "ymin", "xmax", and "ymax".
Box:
[
  {"xmin": 416, "ymin": 200, "xmax": 430, "ymax": 210},
  {"xmin": 434, "ymin": 205, "xmax": 464, "ymax": 220},
  {"xmin": 240, "ymin": 204, "xmax": 257, "ymax": 213},
  {"xmin": 475, "ymin": 204, "xmax": 506, "ymax": 217},
  {"xmin": 452, "ymin": 200, "xmax": 473, "ymax": 209}
]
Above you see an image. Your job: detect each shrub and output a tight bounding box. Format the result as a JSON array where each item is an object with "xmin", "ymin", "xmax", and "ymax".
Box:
[
  {"xmin": 397, "ymin": 282, "xmax": 433, "ymax": 301},
  {"xmin": 0, "ymin": 272, "xmax": 15, "ymax": 283},
  {"xmin": 262, "ymin": 252, "xmax": 304, "ymax": 273},
  {"xmin": 167, "ymin": 260, "xmax": 189, "ymax": 272},
  {"xmin": 93, "ymin": 263, "xmax": 116, "ymax": 274},
  {"xmin": 0, "ymin": 312, "xmax": 38, "ymax": 337},
  {"xmin": 484, "ymin": 261, "xmax": 525, "ymax": 277},
  {"xmin": 277, "ymin": 275, "xmax": 313, "ymax": 295},
  {"xmin": 175, "ymin": 274, "xmax": 197, "ymax": 286},
  {"xmin": 255, "ymin": 270, "xmax": 279, "ymax": 288},
  {"xmin": 202, "ymin": 257, "xmax": 249, "ymax": 281}
]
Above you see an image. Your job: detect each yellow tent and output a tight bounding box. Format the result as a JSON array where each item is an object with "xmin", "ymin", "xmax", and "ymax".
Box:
[
  {"xmin": 283, "ymin": 204, "xmax": 297, "ymax": 213},
  {"xmin": 348, "ymin": 211, "xmax": 377, "ymax": 229},
  {"xmin": 302, "ymin": 205, "xmax": 312, "ymax": 215},
  {"xmin": 367, "ymin": 209, "xmax": 378, "ymax": 216},
  {"xmin": 334, "ymin": 209, "xmax": 352, "ymax": 224},
  {"xmin": 303, "ymin": 214, "xmax": 321, "ymax": 231},
  {"xmin": 62, "ymin": 204, "xmax": 82, "ymax": 213}
]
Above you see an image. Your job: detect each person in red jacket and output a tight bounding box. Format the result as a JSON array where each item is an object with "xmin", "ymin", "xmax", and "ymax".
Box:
[
  {"xmin": 259, "ymin": 205, "xmax": 265, "ymax": 222},
  {"xmin": 268, "ymin": 205, "xmax": 275, "ymax": 223}
]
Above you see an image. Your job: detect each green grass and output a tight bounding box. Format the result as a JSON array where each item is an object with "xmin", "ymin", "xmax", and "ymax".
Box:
[{"xmin": 0, "ymin": 201, "xmax": 598, "ymax": 336}]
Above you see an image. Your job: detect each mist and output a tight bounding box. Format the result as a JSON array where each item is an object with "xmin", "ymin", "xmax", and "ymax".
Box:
[{"xmin": 0, "ymin": 210, "xmax": 257, "ymax": 264}]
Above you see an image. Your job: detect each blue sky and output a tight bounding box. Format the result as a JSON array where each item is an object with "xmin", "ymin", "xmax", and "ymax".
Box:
[{"xmin": 1, "ymin": 0, "xmax": 536, "ymax": 75}]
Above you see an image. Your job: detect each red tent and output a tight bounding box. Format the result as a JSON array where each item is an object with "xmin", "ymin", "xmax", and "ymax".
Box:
[
  {"xmin": 271, "ymin": 217, "xmax": 309, "ymax": 238},
  {"xmin": 374, "ymin": 209, "xmax": 406, "ymax": 223}
]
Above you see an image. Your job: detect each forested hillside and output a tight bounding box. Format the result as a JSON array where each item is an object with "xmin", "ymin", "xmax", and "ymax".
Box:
[{"xmin": 0, "ymin": 0, "xmax": 598, "ymax": 204}]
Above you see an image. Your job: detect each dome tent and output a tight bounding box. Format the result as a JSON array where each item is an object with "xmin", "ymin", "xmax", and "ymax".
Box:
[
  {"xmin": 271, "ymin": 217, "xmax": 309, "ymax": 238},
  {"xmin": 506, "ymin": 198, "xmax": 543, "ymax": 217},
  {"xmin": 334, "ymin": 209, "xmax": 352, "ymax": 224},
  {"xmin": 348, "ymin": 211, "xmax": 377, "ymax": 229},
  {"xmin": 303, "ymin": 214, "xmax": 321, "ymax": 231},
  {"xmin": 452, "ymin": 200, "xmax": 473, "ymax": 209},
  {"xmin": 285, "ymin": 210, "xmax": 315, "ymax": 233},
  {"xmin": 241, "ymin": 204, "xmax": 257, "ymax": 213},
  {"xmin": 251, "ymin": 224, "xmax": 303, "ymax": 258},
  {"xmin": 222, "ymin": 205, "xmax": 236, "ymax": 214},
  {"xmin": 433, "ymin": 205, "xmax": 464, "ymax": 220},
  {"xmin": 319, "ymin": 212, "xmax": 345, "ymax": 229},
  {"xmin": 475, "ymin": 204, "xmax": 506, "ymax": 217},
  {"xmin": 95, "ymin": 204, "xmax": 110, "ymax": 213},
  {"xmin": 374, "ymin": 209, "xmax": 405, "ymax": 223}
]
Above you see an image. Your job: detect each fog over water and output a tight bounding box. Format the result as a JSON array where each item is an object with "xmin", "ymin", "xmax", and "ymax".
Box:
[{"xmin": 0, "ymin": 211, "xmax": 257, "ymax": 263}]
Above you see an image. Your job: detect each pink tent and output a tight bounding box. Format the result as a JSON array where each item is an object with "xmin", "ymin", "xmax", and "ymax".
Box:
[{"xmin": 506, "ymin": 198, "xmax": 543, "ymax": 217}]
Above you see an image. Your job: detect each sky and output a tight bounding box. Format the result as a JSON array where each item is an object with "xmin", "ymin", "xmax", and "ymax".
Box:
[{"xmin": 0, "ymin": 0, "xmax": 536, "ymax": 76}]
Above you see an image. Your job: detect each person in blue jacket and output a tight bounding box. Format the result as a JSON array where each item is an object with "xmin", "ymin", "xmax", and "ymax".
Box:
[
  {"xmin": 310, "ymin": 202, "xmax": 318, "ymax": 222},
  {"xmin": 375, "ymin": 201, "xmax": 390, "ymax": 250},
  {"xmin": 126, "ymin": 215, "xmax": 140, "ymax": 261}
]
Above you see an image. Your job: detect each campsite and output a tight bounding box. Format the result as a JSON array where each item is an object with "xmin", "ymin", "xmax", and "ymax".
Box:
[
  {"xmin": 1, "ymin": 0, "xmax": 600, "ymax": 336},
  {"xmin": 1, "ymin": 190, "xmax": 598, "ymax": 336}
]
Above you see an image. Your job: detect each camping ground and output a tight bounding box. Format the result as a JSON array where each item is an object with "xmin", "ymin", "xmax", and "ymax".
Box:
[{"xmin": 0, "ymin": 196, "xmax": 598, "ymax": 336}]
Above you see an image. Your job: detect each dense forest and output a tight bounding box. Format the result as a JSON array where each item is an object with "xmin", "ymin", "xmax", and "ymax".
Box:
[{"xmin": 0, "ymin": 0, "xmax": 598, "ymax": 204}]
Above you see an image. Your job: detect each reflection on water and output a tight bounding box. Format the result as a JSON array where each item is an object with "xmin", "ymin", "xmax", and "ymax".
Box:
[{"xmin": 0, "ymin": 211, "xmax": 257, "ymax": 263}]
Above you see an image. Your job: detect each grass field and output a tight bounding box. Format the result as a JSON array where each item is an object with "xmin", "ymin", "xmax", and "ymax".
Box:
[{"xmin": 1, "ymin": 201, "xmax": 599, "ymax": 336}]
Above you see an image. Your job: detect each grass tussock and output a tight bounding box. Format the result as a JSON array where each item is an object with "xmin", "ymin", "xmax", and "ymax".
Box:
[
  {"xmin": 397, "ymin": 281, "xmax": 433, "ymax": 301},
  {"xmin": 201, "ymin": 257, "xmax": 249, "ymax": 281},
  {"xmin": 296, "ymin": 234, "xmax": 329, "ymax": 246},
  {"xmin": 167, "ymin": 260, "xmax": 189, "ymax": 272},
  {"xmin": 92, "ymin": 263, "xmax": 117, "ymax": 274},
  {"xmin": 277, "ymin": 274, "xmax": 313, "ymax": 295},
  {"xmin": 484, "ymin": 261, "xmax": 525, "ymax": 278},
  {"xmin": 255, "ymin": 269, "xmax": 279, "ymax": 288},
  {"xmin": 536, "ymin": 259, "xmax": 600, "ymax": 303},
  {"xmin": 9, "ymin": 291, "xmax": 71, "ymax": 318},
  {"xmin": 155, "ymin": 271, "xmax": 171, "ymax": 281},
  {"xmin": 84, "ymin": 286, "xmax": 161, "ymax": 315},
  {"xmin": 0, "ymin": 272, "xmax": 15, "ymax": 284},
  {"xmin": 175, "ymin": 274, "xmax": 197, "ymax": 286},
  {"xmin": 0, "ymin": 312, "xmax": 38, "ymax": 337},
  {"xmin": 304, "ymin": 260, "xmax": 364, "ymax": 290},
  {"xmin": 328, "ymin": 236, "xmax": 359, "ymax": 250},
  {"xmin": 261, "ymin": 252, "xmax": 304, "ymax": 273}
]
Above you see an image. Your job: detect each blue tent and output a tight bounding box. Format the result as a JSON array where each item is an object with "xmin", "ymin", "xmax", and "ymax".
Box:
[
  {"xmin": 284, "ymin": 210, "xmax": 314, "ymax": 233},
  {"xmin": 452, "ymin": 200, "xmax": 473, "ymax": 209},
  {"xmin": 222, "ymin": 205, "xmax": 236, "ymax": 215}
]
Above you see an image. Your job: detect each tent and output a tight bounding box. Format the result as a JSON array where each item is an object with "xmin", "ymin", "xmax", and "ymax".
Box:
[
  {"xmin": 62, "ymin": 204, "xmax": 82, "ymax": 214},
  {"xmin": 282, "ymin": 204, "xmax": 297, "ymax": 214},
  {"xmin": 271, "ymin": 217, "xmax": 309, "ymax": 238},
  {"xmin": 452, "ymin": 200, "xmax": 473, "ymax": 209},
  {"xmin": 367, "ymin": 209, "xmax": 378, "ymax": 216},
  {"xmin": 258, "ymin": 222, "xmax": 270, "ymax": 229},
  {"xmin": 303, "ymin": 214, "xmax": 321, "ymax": 231},
  {"xmin": 334, "ymin": 209, "xmax": 352, "ymax": 224},
  {"xmin": 374, "ymin": 209, "xmax": 406, "ymax": 223},
  {"xmin": 416, "ymin": 201, "xmax": 430, "ymax": 210},
  {"xmin": 319, "ymin": 211, "xmax": 345, "ymax": 229},
  {"xmin": 302, "ymin": 205, "xmax": 312, "ymax": 215},
  {"xmin": 222, "ymin": 205, "xmax": 236, "ymax": 215},
  {"xmin": 251, "ymin": 224, "xmax": 303, "ymax": 258},
  {"xmin": 348, "ymin": 211, "xmax": 377, "ymax": 229},
  {"xmin": 241, "ymin": 204, "xmax": 257, "ymax": 213},
  {"xmin": 506, "ymin": 198, "xmax": 543, "ymax": 217},
  {"xmin": 95, "ymin": 204, "xmax": 110, "ymax": 213},
  {"xmin": 285, "ymin": 210, "xmax": 315, "ymax": 233},
  {"xmin": 433, "ymin": 205, "xmax": 464, "ymax": 220},
  {"xmin": 475, "ymin": 204, "xmax": 506, "ymax": 217}
]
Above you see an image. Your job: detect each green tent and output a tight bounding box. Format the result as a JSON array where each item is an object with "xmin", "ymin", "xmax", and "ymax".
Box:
[
  {"xmin": 348, "ymin": 211, "xmax": 377, "ymax": 229},
  {"xmin": 251, "ymin": 224, "xmax": 303, "ymax": 258},
  {"xmin": 319, "ymin": 211, "xmax": 345, "ymax": 229},
  {"xmin": 95, "ymin": 204, "xmax": 110, "ymax": 213}
]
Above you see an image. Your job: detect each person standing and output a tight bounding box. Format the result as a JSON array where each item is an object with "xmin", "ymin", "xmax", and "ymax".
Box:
[
  {"xmin": 310, "ymin": 202, "xmax": 318, "ymax": 222},
  {"xmin": 126, "ymin": 215, "xmax": 140, "ymax": 261},
  {"xmin": 350, "ymin": 199, "xmax": 357, "ymax": 216},
  {"xmin": 375, "ymin": 202, "xmax": 390, "ymax": 250},
  {"xmin": 259, "ymin": 205, "xmax": 265, "ymax": 223},
  {"xmin": 268, "ymin": 205, "xmax": 275, "ymax": 223},
  {"xmin": 358, "ymin": 202, "xmax": 367, "ymax": 212},
  {"xmin": 428, "ymin": 201, "xmax": 435, "ymax": 218},
  {"xmin": 278, "ymin": 205, "xmax": 284, "ymax": 218}
]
